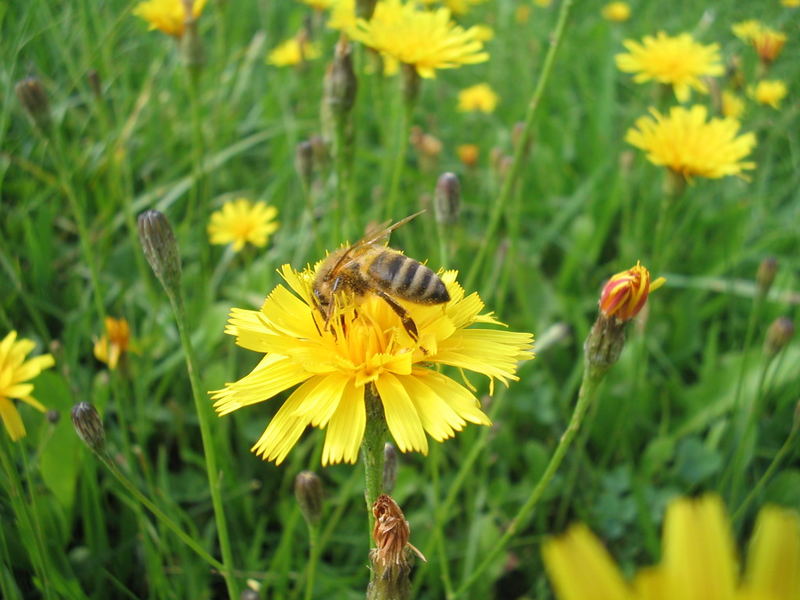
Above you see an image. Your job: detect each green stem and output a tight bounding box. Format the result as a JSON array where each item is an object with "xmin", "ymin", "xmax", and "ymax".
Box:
[
  {"xmin": 167, "ymin": 292, "xmax": 239, "ymax": 598},
  {"xmin": 464, "ymin": 0, "xmax": 573, "ymax": 292},
  {"xmin": 384, "ymin": 77, "xmax": 416, "ymax": 220},
  {"xmin": 450, "ymin": 362, "xmax": 601, "ymax": 599},
  {"xmin": 362, "ymin": 390, "xmax": 387, "ymax": 529},
  {"xmin": 302, "ymin": 523, "xmax": 320, "ymax": 600}
]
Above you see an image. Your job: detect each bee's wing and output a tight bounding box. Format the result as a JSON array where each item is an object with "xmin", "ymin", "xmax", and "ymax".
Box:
[{"xmin": 328, "ymin": 210, "xmax": 425, "ymax": 275}]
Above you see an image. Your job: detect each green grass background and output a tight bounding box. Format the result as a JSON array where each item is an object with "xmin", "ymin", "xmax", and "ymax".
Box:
[{"xmin": 1, "ymin": 0, "xmax": 799, "ymax": 598}]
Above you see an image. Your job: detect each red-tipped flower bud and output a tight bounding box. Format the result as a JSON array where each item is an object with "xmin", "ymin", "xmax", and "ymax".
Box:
[{"xmin": 599, "ymin": 261, "xmax": 665, "ymax": 322}]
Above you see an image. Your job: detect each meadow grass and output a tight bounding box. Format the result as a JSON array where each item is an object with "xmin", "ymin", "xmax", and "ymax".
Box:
[{"xmin": 1, "ymin": 0, "xmax": 799, "ymax": 598}]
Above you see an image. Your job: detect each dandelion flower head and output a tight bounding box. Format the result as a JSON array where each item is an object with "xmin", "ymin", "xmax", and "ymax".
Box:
[
  {"xmin": 0, "ymin": 331, "xmax": 54, "ymax": 441},
  {"xmin": 543, "ymin": 494, "xmax": 800, "ymax": 600},
  {"xmin": 602, "ymin": 2, "xmax": 631, "ymax": 22},
  {"xmin": 625, "ymin": 105, "xmax": 756, "ymax": 180},
  {"xmin": 207, "ymin": 198, "xmax": 279, "ymax": 252},
  {"xmin": 211, "ymin": 263, "xmax": 533, "ymax": 465},
  {"xmin": 94, "ymin": 317, "xmax": 132, "ymax": 370},
  {"xmin": 722, "ymin": 89, "xmax": 746, "ymax": 119},
  {"xmin": 267, "ymin": 35, "xmax": 321, "ymax": 67},
  {"xmin": 616, "ymin": 31, "xmax": 724, "ymax": 102},
  {"xmin": 327, "ymin": 0, "xmax": 357, "ymax": 35},
  {"xmin": 751, "ymin": 79, "xmax": 788, "ymax": 109},
  {"xmin": 355, "ymin": 0, "xmax": 489, "ymax": 79},
  {"xmin": 599, "ymin": 262, "xmax": 665, "ymax": 322},
  {"xmin": 457, "ymin": 83, "xmax": 499, "ymax": 113},
  {"xmin": 133, "ymin": 0, "xmax": 207, "ymax": 38}
]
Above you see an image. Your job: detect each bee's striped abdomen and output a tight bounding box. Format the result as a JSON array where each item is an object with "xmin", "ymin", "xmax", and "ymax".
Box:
[{"xmin": 369, "ymin": 250, "xmax": 450, "ymax": 305}]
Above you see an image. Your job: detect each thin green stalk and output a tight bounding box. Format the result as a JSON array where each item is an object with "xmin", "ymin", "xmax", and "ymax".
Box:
[
  {"xmin": 450, "ymin": 363, "xmax": 601, "ymax": 599},
  {"xmin": 302, "ymin": 523, "xmax": 320, "ymax": 600},
  {"xmin": 167, "ymin": 293, "xmax": 239, "ymax": 598},
  {"xmin": 464, "ymin": 0, "xmax": 573, "ymax": 293},
  {"xmin": 362, "ymin": 389, "xmax": 387, "ymax": 530},
  {"xmin": 383, "ymin": 74, "xmax": 416, "ymax": 219}
]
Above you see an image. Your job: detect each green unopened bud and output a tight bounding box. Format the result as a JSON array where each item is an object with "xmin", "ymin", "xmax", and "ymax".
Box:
[
  {"xmin": 295, "ymin": 140, "xmax": 314, "ymax": 189},
  {"xmin": 15, "ymin": 77, "xmax": 51, "ymax": 130},
  {"xmin": 383, "ymin": 443, "xmax": 397, "ymax": 494},
  {"xmin": 87, "ymin": 70, "xmax": 102, "ymax": 99},
  {"xmin": 756, "ymin": 257, "xmax": 778, "ymax": 297},
  {"xmin": 138, "ymin": 210, "xmax": 182, "ymax": 296},
  {"xmin": 294, "ymin": 470, "xmax": 323, "ymax": 527},
  {"xmin": 584, "ymin": 315, "xmax": 626, "ymax": 377},
  {"xmin": 324, "ymin": 36, "xmax": 357, "ymax": 119},
  {"xmin": 71, "ymin": 402, "xmax": 105, "ymax": 453},
  {"xmin": 401, "ymin": 63, "xmax": 420, "ymax": 108},
  {"xmin": 46, "ymin": 409, "xmax": 60, "ymax": 425},
  {"xmin": 764, "ymin": 317, "xmax": 794, "ymax": 357},
  {"xmin": 434, "ymin": 172, "xmax": 461, "ymax": 225}
]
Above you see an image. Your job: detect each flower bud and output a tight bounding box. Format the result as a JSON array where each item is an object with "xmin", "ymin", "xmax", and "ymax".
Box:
[
  {"xmin": 457, "ymin": 144, "xmax": 479, "ymax": 168},
  {"xmin": 434, "ymin": 172, "xmax": 460, "ymax": 225},
  {"xmin": 71, "ymin": 402, "xmax": 106, "ymax": 453},
  {"xmin": 295, "ymin": 140, "xmax": 315, "ymax": 189},
  {"xmin": 370, "ymin": 495, "xmax": 425, "ymax": 576},
  {"xmin": 756, "ymin": 257, "xmax": 778, "ymax": 297},
  {"xmin": 294, "ymin": 470, "xmax": 324, "ymax": 526},
  {"xmin": 324, "ymin": 36, "xmax": 357, "ymax": 119},
  {"xmin": 599, "ymin": 261, "xmax": 665, "ymax": 322},
  {"xmin": 87, "ymin": 70, "xmax": 102, "ymax": 99},
  {"xmin": 15, "ymin": 77, "xmax": 50, "ymax": 130},
  {"xmin": 584, "ymin": 315, "xmax": 626, "ymax": 376},
  {"xmin": 383, "ymin": 443, "xmax": 397, "ymax": 494},
  {"xmin": 764, "ymin": 317, "xmax": 794, "ymax": 357},
  {"xmin": 138, "ymin": 210, "xmax": 182, "ymax": 296},
  {"xmin": 46, "ymin": 409, "xmax": 60, "ymax": 425}
]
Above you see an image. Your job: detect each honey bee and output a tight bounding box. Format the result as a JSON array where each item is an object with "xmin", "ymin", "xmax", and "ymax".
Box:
[{"xmin": 311, "ymin": 211, "xmax": 450, "ymax": 341}]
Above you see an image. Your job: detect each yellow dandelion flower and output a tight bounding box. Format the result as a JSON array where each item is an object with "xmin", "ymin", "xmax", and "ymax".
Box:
[
  {"xmin": 297, "ymin": 0, "xmax": 335, "ymax": 9},
  {"xmin": 207, "ymin": 199, "xmax": 279, "ymax": 252},
  {"xmin": 355, "ymin": 0, "xmax": 489, "ymax": 79},
  {"xmin": 750, "ymin": 79, "xmax": 788, "ymax": 109},
  {"xmin": 732, "ymin": 20, "xmax": 765, "ymax": 42},
  {"xmin": 722, "ymin": 89, "xmax": 746, "ymax": 119},
  {"xmin": 267, "ymin": 36, "xmax": 322, "ymax": 67},
  {"xmin": 543, "ymin": 495, "xmax": 800, "ymax": 600},
  {"xmin": 599, "ymin": 262, "xmax": 665, "ymax": 322},
  {"xmin": 457, "ymin": 143, "xmax": 480, "ymax": 168},
  {"xmin": 0, "ymin": 331, "xmax": 54, "ymax": 441},
  {"xmin": 133, "ymin": 0, "xmax": 206, "ymax": 38},
  {"xmin": 93, "ymin": 317, "xmax": 132, "ymax": 370},
  {"xmin": 472, "ymin": 24, "xmax": 494, "ymax": 42},
  {"xmin": 457, "ymin": 83, "xmax": 499, "ymax": 113},
  {"xmin": 211, "ymin": 264, "xmax": 533, "ymax": 465},
  {"xmin": 601, "ymin": 1, "xmax": 631, "ymax": 22},
  {"xmin": 616, "ymin": 32, "xmax": 724, "ymax": 102},
  {"xmin": 625, "ymin": 105, "xmax": 756, "ymax": 180},
  {"xmin": 753, "ymin": 29, "xmax": 787, "ymax": 64},
  {"xmin": 782, "ymin": 0, "xmax": 800, "ymax": 7},
  {"xmin": 328, "ymin": 0, "xmax": 358, "ymax": 35}
]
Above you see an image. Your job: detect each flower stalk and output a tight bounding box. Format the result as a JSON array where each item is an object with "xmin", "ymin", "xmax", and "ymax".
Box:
[{"xmin": 363, "ymin": 388, "xmax": 388, "ymax": 529}]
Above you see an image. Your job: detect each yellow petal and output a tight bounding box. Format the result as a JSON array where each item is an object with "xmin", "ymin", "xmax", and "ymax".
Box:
[
  {"xmin": 0, "ymin": 397, "xmax": 26, "ymax": 441},
  {"xmin": 376, "ymin": 372, "xmax": 428, "ymax": 454},
  {"xmin": 321, "ymin": 380, "xmax": 365, "ymax": 465},
  {"xmin": 742, "ymin": 505, "xmax": 800, "ymax": 600}
]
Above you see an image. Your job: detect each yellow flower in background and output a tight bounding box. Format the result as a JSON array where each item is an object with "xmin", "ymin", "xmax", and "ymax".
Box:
[
  {"xmin": 601, "ymin": 1, "xmax": 631, "ymax": 22},
  {"xmin": 722, "ymin": 89, "xmax": 746, "ymax": 119},
  {"xmin": 472, "ymin": 25, "xmax": 495, "ymax": 42},
  {"xmin": 515, "ymin": 5, "xmax": 531, "ymax": 22},
  {"xmin": 543, "ymin": 495, "xmax": 800, "ymax": 600},
  {"xmin": 751, "ymin": 79, "xmax": 788, "ymax": 108},
  {"xmin": 267, "ymin": 36, "xmax": 321, "ymax": 67},
  {"xmin": 211, "ymin": 265, "xmax": 533, "ymax": 465},
  {"xmin": 94, "ymin": 317, "xmax": 132, "ymax": 370},
  {"xmin": 207, "ymin": 199, "xmax": 279, "ymax": 252},
  {"xmin": 355, "ymin": 0, "xmax": 489, "ymax": 78},
  {"xmin": 732, "ymin": 20, "xmax": 764, "ymax": 42},
  {"xmin": 782, "ymin": 0, "xmax": 800, "ymax": 7},
  {"xmin": 133, "ymin": 0, "xmax": 206, "ymax": 38},
  {"xmin": 457, "ymin": 83, "xmax": 499, "ymax": 113},
  {"xmin": 753, "ymin": 28, "xmax": 787, "ymax": 64},
  {"xmin": 616, "ymin": 32, "xmax": 724, "ymax": 102},
  {"xmin": 328, "ymin": 0, "xmax": 357, "ymax": 35},
  {"xmin": 457, "ymin": 143, "xmax": 480, "ymax": 167},
  {"xmin": 297, "ymin": 0, "xmax": 335, "ymax": 9},
  {"xmin": 599, "ymin": 262, "xmax": 665, "ymax": 322},
  {"xmin": 626, "ymin": 105, "xmax": 756, "ymax": 180},
  {"xmin": 0, "ymin": 331, "xmax": 54, "ymax": 441}
]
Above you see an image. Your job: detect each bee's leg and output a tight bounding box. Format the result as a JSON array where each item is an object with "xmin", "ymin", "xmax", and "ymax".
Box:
[{"xmin": 374, "ymin": 290, "xmax": 419, "ymax": 342}]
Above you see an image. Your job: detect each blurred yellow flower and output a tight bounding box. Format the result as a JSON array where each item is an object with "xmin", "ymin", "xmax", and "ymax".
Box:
[
  {"xmin": 515, "ymin": 5, "xmax": 531, "ymax": 22},
  {"xmin": 601, "ymin": 1, "xmax": 631, "ymax": 22},
  {"xmin": 297, "ymin": 0, "xmax": 335, "ymax": 8},
  {"xmin": 207, "ymin": 199, "xmax": 279, "ymax": 252},
  {"xmin": 472, "ymin": 25, "xmax": 495, "ymax": 42},
  {"xmin": 732, "ymin": 20, "xmax": 764, "ymax": 42},
  {"xmin": 267, "ymin": 36, "xmax": 321, "ymax": 67},
  {"xmin": 599, "ymin": 262, "xmax": 665, "ymax": 322},
  {"xmin": 782, "ymin": 0, "xmax": 800, "ymax": 6},
  {"xmin": 94, "ymin": 317, "xmax": 132, "ymax": 370},
  {"xmin": 616, "ymin": 32, "xmax": 724, "ymax": 102},
  {"xmin": 751, "ymin": 79, "xmax": 788, "ymax": 108},
  {"xmin": 0, "ymin": 331, "xmax": 54, "ymax": 441},
  {"xmin": 211, "ymin": 265, "xmax": 533, "ymax": 465},
  {"xmin": 457, "ymin": 143, "xmax": 480, "ymax": 167},
  {"xmin": 626, "ymin": 105, "xmax": 756, "ymax": 180},
  {"xmin": 328, "ymin": 0, "xmax": 357, "ymax": 34},
  {"xmin": 722, "ymin": 89, "xmax": 746, "ymax": 119},
  {"xmin": 733, "ymin": 21, "xmax": 787, "ymax": 63},
  {"xmin": 356, "ymin": 0, "xmax": 489, "ymax": 78},
  {"xmin": 133, "ymin": 0, "xmax": 206, "ymax": 38},
  {"xmin": 543, "ymin": 495, "xmax": 800, "ymax": 600},
  {"xmin": 457, "ymin": 83, "xmax": 499, "ymax": 113}
]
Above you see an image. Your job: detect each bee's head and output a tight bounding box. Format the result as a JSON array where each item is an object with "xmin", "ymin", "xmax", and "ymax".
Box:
[{"xmin": 312, "ymin": 284, "xmax": 333, "ymax": 319}]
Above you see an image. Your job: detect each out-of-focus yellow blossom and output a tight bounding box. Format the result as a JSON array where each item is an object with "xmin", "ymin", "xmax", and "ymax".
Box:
[
  {"xmin": 211, "ymin": 265, "xmax": 533, "ymax": 465},
  {"xmin": 751, "ymin": 79, "xmax": 788, "ymax": 108},
  {"xmin": 133, "ymin": 0, "xmax": 206, "ymax": 38},
  {"xmin": 626, "ymin": 105, "xmax": 756, "ymax": 180},
  {"xmin": 94, "ymin": 317, "xmax": 132, "ymax": 370},
  {"xmin": 616, "ymin": 32, "xmax": 724, "ymax": 102},
  {"xmin": 733, "ymin": 21, "xmax": 787, "ymax": 63},
  {"xmin": 207, "ymin": 198, "xmax": 279, "ymax": 252},
  {"xmin": 328, "ymin": 0, "xmax": 357, "ymax": 35},
  {"xmin": 543, "ymin": 495, "xmax": 800, "ymax": 600},
  {"xmin": 0, "ymin": 331, "xmax": 54, "ymax": 441},
  {"xmin": 722, "ymin": 89, "xmax": 746, "ymax": 119},
  {"xmin": 457, "ymin": 144, "xmax": 480, "ymax": 167},
  {"xmin": 355, "ymin": 0, "xmax": 489, "ymax": 79},
  {"xmin": 515, "ymin": 5, "xmax": 531, "ymax": 23},
  {"xmin": 297, "ymin": 0, "xmax": 336, "ymax": 8},
  {"xmin": 267, "ymin": 36, "xmax": 322, "ymax": 67},
  {"xmin": 782, "ymin": 0, "xmax": 800, "ymax": 7},
  {"xmin": 599, "ymin": 262, "xmax": 665, "ymax": 322},
  {"xmin": 732, "ymin": 20, "xmax": 764, "ymax": 42},
  {"xmin": 601, "ymin": 2, "xmax": 630, "ymax": 22},
  {"xmin": 471, "ymin": 25, "xmax": 494, "ymax": 42},
  {"xmin": 534, "ymin": 0, "xmax": 552, "ymax": 6},
  {"xmin": 457, "ymin": 83, "xmax": 499, "ymax": 113}
]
